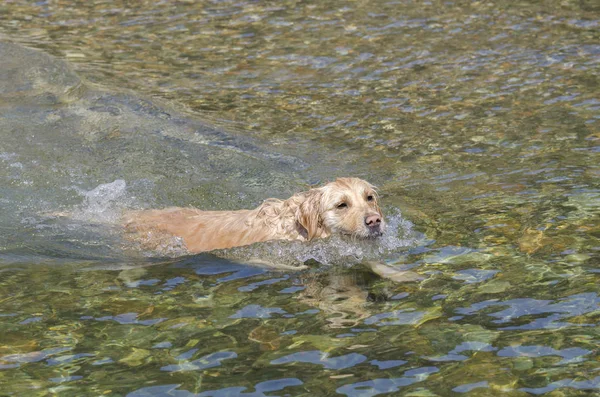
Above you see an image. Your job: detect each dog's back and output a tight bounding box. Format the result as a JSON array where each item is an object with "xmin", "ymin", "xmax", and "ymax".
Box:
[{"xmin": 124, "ymin": 207, "xmax": 279, "ymax": 253}]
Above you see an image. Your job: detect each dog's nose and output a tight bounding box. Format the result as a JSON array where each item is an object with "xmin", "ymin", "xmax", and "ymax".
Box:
[{"xmin": 365, "ymin": 214, "xmax": 382, "ymax": 228}]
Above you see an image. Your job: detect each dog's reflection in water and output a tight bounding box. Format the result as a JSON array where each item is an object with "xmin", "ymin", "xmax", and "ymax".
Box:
[{"xmin": 297, "ymin": 267, "xmax": 403, "ymax": 329}]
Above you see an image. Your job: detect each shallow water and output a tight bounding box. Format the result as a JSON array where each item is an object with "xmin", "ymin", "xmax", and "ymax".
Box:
[{"xmin": 0, "ymin": 1, "xmax": 599, "ymax": 396}]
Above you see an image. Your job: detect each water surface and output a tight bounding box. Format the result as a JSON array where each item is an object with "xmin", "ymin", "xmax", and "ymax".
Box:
[{"xmin": 0, "ymin": 1, "xmax": 599, "ymax": 396}]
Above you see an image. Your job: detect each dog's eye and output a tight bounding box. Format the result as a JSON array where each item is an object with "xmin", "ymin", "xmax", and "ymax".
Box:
[
  {"xmin": 367, "ymin": 195, "xmax": 374, "ymax": 201},
  {"xmin": 337, "ymin": 202, "xmax": 348, "ymax": 209}
]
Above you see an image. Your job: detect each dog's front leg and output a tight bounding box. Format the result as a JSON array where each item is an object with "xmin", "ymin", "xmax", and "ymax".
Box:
[{"xmin": 362, "ymin": 261, "xmax": 423, "ymax": 283}]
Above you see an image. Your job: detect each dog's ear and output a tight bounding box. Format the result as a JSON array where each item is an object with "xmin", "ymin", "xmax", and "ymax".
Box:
[{"xmin": 296, "ymin": 189, "xmax": 324, "ymax": 241}]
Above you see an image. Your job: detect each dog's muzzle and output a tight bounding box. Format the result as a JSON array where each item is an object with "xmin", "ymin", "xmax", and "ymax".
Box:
[{"xmin": 365, "ymin": 214, "xmax": 383, "ymax": 237}]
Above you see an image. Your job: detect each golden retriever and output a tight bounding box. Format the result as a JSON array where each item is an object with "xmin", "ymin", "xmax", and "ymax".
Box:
[{"xmin": 124, "ymin": 177, "xmax": 384, "ymax": 253}]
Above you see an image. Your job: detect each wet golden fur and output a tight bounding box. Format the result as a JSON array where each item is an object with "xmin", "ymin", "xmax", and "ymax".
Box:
[{"xmin": 124, "ymin": 178, "xmax": 385, "ymax": 253}]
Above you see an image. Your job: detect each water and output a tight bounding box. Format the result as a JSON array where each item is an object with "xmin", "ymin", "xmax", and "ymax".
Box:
[{"xmin": 0, "ymin": 1, "xmax": 599, "ymax": 396}]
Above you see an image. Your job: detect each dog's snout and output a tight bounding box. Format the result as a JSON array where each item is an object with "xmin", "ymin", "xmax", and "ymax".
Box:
[{"xmin": 365, "ymin": 214, "xmax": 382, "ymax": 227}]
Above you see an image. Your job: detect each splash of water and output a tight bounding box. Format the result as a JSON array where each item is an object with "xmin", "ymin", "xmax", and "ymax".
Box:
[
  {"xmin": 218, "ymin": 210, "xmax": 421, "ymax": 267},
  {"xmin": 68, "ymin": 180, "xmax": 190, "ymax": 258},
  {"xmin": 71, "ymin": 179, "xmax": 131, "ymax": 224}
]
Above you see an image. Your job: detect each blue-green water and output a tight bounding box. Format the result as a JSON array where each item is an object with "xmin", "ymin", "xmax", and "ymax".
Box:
[{"xmin": 0, "ymin": 1, "xmax": 598, "ymax": 396}]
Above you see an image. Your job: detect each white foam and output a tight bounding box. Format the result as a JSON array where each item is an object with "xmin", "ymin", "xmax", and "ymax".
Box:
[
  {"xmin": 72, "ymin": 179, "xmax": 130, "ymax": 223},
  {"xmin": 219, "ymin": 210, "xmax": 421, "ymax": 267}
]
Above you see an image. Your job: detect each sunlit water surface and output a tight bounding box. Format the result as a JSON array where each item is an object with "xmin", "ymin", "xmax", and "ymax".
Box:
[{"xmin": 0, "ymin": 1, "xmax": 598, "ymax": 396}]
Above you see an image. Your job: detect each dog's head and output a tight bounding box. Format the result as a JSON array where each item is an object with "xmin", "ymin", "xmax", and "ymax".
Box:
[{"xmin": 296, "ymin": 178, "xmax": 385, "ymax": 240}]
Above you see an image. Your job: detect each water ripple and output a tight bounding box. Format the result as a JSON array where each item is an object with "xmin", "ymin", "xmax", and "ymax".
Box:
[
  {"xmin": 336, "ymin": 367, "xmax": 439, "ymax": 397},
  {"xmin": 271, "ymin": 350, "xmax": 367, "ymax": 370},
  {"xmin": 455, "ymin": 292, "xmax": 599, "ymax": 330}
]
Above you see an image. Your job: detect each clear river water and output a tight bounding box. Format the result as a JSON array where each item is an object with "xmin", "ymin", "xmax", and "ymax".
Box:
[{"xmin": 0, "ymin": 1, "xmax": 598, "ymax": 396}]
